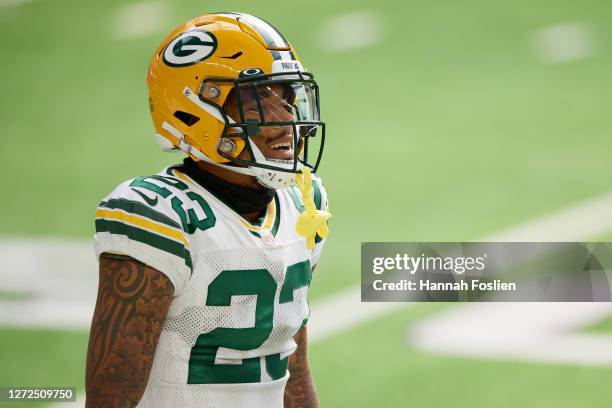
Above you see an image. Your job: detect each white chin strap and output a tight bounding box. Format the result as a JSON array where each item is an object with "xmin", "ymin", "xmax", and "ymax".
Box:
[
  {"xmin": 248, "ymin": 140, "xmax": 300, "ymax": 189},
  {"xmin": 161, "ymin": 121, "xmax": 298, "ymax": 190}
]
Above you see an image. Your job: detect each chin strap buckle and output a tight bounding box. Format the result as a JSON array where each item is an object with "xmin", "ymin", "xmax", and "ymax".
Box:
[{"xmin": 295, "ymin": 168, "xmax": 331, "ymax": 249}]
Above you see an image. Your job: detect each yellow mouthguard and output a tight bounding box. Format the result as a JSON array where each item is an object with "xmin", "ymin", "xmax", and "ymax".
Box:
[{"xmin": 295, "ymin": 168, "xmax": 331, "ymax": 249}]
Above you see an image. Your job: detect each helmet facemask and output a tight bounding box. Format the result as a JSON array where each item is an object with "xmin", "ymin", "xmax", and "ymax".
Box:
[{"xmin": 199, "ymin": 71, "xmax": 325, "ymax": 189}]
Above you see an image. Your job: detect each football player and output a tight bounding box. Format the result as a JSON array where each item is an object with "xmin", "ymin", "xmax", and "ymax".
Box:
[{"xmin": 85, "ymin": 12, "xmax": 330, "ymax": 408}]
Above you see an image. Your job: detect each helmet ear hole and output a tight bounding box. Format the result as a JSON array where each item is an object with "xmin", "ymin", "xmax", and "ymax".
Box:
[{"xmin": 174, "ymin": 110, "xmax": 200, "ymax": 126}]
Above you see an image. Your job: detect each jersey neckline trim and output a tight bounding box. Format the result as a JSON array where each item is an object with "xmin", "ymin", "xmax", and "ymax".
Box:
[{"xmin": 168, "ymin": 166, "xmax": 282, "ymax": 240}]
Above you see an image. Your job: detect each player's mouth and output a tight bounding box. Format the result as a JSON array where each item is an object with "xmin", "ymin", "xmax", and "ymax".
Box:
[{"xmin": 264, "ymin": 135, "xmax": 294, "ymax": 160}]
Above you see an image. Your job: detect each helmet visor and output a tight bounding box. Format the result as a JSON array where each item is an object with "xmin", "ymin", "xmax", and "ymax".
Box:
[{"xmin": 231, "ymin": 82, "xmax": 319, "ymax": 125}]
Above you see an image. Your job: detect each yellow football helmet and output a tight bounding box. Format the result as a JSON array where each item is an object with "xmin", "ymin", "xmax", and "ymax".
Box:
[{"xmin": 147, "ymin": 12, "xmax": 325, "ymax": 189}]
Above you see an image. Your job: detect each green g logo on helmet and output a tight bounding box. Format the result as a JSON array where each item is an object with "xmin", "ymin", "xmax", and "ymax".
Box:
[{"xmin": 163, "ymin": 29, "xmax": 218, "ymax": 67}]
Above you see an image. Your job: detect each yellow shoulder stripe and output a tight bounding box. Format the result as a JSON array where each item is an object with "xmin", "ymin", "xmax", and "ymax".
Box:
[
  {"xmin": 96, "ymin": 208, "xmax": 188, "ymax": 247},
  {"xmin": 173, "ymin": 169, "xmax": 193, "ymax": 185},
  {"xmin": 239, "ymin": 198, "xmax": 276, "ymax": 232},
  {"xmin": 262, "ymin": 198, "xmax": 276, "ymax": 230}
]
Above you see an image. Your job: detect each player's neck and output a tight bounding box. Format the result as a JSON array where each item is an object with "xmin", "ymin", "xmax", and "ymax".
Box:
[
  {"xmin": 184, "ymin": 159, "xmax": 273, "ymax": 223},
  {"xmin": 194, "ymin": 160, "xmax": 263, "ymax": 190}
]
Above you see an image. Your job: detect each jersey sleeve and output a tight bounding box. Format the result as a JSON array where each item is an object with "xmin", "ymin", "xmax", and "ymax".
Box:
[
  {"xmin": 310, "ymin": 175, "xmax": 329, "ymax": 268},
  {"xmin": 94, "ymin": 179, "xmax": 192, "ymax": 293}
]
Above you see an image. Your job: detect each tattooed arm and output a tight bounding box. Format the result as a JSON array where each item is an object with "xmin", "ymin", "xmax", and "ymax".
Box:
[
  {"xmin": 85, "ymin": 253, "xmax": 174, "ymax": 408},
  {"xmin": 284, "ymin": 326, "xmax": 319, "ymax": 408}
]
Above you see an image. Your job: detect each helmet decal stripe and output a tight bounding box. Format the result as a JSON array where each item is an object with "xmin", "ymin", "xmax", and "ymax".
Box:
[
  {"xmin": 237, "ymin": 14, "xmax": 289, "ymax": 48},
  {"xmin": 270, "ymin": 50, "xmax": 296, "ymax": 61},
  {"xmin": 214, "ymin": 12, "xmax": 295, "ymax": 60},
  {"xmin": 215, "ymin": 12, "xmax": 288, "ymax": 48}
]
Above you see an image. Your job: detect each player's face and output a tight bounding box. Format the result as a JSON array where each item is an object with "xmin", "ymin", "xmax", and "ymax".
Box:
[{"xmin": 224, "ymin": 84, "xmax": 301, "ymax": 161}]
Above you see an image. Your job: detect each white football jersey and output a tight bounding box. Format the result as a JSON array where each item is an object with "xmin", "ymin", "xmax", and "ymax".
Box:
[{"xmin": 94, "ymin": 164, "xmax": 328, "ymax": 408}]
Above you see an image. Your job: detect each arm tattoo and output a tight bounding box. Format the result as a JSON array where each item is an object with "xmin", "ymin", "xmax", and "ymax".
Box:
[
  {"xmin": 284, "ymin": 326, "xmax": 320, "ymax": 408},
  {"xmin": 85, "ymin": 254, "xmax": 174, "ymax": 408}
]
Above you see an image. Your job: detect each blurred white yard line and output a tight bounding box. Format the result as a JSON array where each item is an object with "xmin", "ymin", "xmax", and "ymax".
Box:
[
  {"xmin": 309, "ymin": 287, "xmax": 407, "ymax": 342},
  {"xmin": 317, "ymin": 10, "xmax": 384, "ymax": 52},
  {"xmin": 485, "ymin": 191, "xmax": 612, "ymax": 241},
  {"xmin": 531, "ymin": 22, "xmax": 595, "ymax": 64},
  {"xmin": 0, "ymin": 238, "xmax": 97, "ymax": 330},
  {"xmin": 110, "ymin": 0, "xmax": 169, "ymax": 40},
  {"xmin": 410, "ymin": 302, "xmax": 612, "ymax": 366}
]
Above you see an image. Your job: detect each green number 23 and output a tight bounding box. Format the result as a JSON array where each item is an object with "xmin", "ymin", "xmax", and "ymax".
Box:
[{"xmin": 187, "ymin": 260, "xmax": 312, "ymax": 384}]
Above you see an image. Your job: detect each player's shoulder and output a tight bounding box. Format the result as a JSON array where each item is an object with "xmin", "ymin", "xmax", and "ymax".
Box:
[
  {"xmin": 98, "ymin": 166, "xmax": 185, "ymax": 217},
  {"xmin": 94, "ymin": 166, "xmax": 195, "ymax": 291},
  {"xmin": 96, "ymin": 164, "xmax": 220, "ymax": 237},
  {"xmin": 95, "ymin": 165, "xmax": 190, "ymax": 249}
]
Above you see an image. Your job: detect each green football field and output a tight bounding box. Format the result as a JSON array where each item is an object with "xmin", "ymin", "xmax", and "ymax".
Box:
[{"xmin": 1, "ymin": 0, "xmax": 612, "ymax": 406}]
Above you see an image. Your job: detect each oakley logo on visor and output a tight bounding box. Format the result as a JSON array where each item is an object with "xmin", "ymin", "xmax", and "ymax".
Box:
[{"xmin": 163, "ymin": 29, "xmax": 217, "ymax": 67}]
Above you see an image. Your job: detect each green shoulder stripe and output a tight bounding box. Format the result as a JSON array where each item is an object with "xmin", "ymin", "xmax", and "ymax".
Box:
[
  {"xmin": 271, "ymin": 194, "xmax": 281, "ymax": 237},
  {"xmin": 311, "ymin": 179, "xmax": 325, "ymax": 243},
  {"xmin": 288, "ymin": 187, "xmax": 304, "ymax": 212},
  {"xmin": 95, "ymin": 219, "xmax": 192, "ymax": 270},
  {"xmin": 288, "ymin": 180, "xmax": 323, "ymax": 212},
  {"xmin": 99, "ymin": 198, "xmax": 181, "ymax": 229},
  {"xmin": 311, "ymin": 179, "xmax": 322, "ymax": 211}
]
